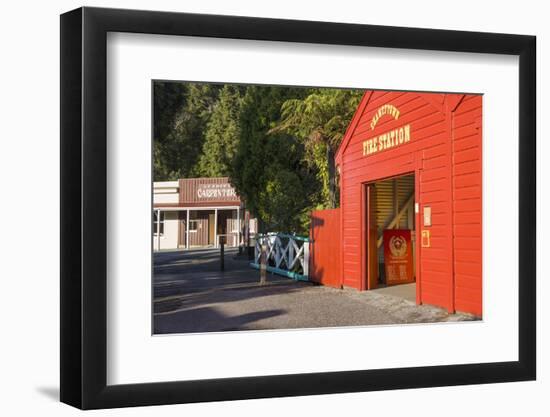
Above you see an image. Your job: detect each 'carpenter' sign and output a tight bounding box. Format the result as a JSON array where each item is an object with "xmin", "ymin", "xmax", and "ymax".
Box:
[
  {"xmin": 179, "ymin": 177, "xmax": 241, "ymax": 204},
  {"xmin": 197, "ymin": 183, "xmax": 237, "ymax": 200}
]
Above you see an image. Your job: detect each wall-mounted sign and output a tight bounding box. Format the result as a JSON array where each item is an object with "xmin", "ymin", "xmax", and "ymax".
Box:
[
  {"xmin": 197, "ymin": 183, "xmax": 237, "ymax": 200},
  {"xmin": 383, "ymin": 229, "xmax": 414, "ymax": 285},
  {"xmin": 179, "ymin": 178, "xmax": 241, "ymax": 204},
  {"xmin": 421, "ymin": 230, "xmax": 431, "ymax": 248},
  {"xmin": 363, "ymin": 124, "xmax": 411, "ymax": 156},
  {"xmin": 363, "ymin": 104, "xmax": 411, "ymax": 157},
  {"xmin": 423, "ymin": 206, "xmax": 432, "ymax": 226}
]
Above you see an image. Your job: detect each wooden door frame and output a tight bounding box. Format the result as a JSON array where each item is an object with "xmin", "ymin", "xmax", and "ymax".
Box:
[
  {"xmin": 208, "ymin": 211, "xmax": 215, "ymax": 245},
  {"xmin": 361, "ymin": 183, "xmax": 367, "ymax": 291},
  {"xmin": 414, "ymin": 164, "xmax": 422, "ymax": 305},
  {"xmin": 361, "ymin": 170, "xmax": 420, "ymax": 297},
  {"xmin": 361, "ymin": 182, "xmax": 378, "ymax": 291}
]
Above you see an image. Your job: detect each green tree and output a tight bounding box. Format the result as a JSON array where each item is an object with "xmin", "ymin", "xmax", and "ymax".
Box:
[
  {"xmin": 153, "ymin": 82, "xmax": 362, "ymax": 235},
  {"xmin": 255, "ymin": 138, "xmax": 318, "ymax": 233},
  {"xmin": 153, "ymin": 81, "xmax": 187, "ymax": 180},
  {"xmin": 272, "ymin": 88, "xmax": 363, "ymax": 208},
  {"xmin": 153, "ymin": 82, "xmax": 221, "ymax": 180},
  {"xmin": 230, "ymin": 85, "xmax": 318, "ymax": 234},
  {"xmin": 197, "ymin": 85, "xmax": 244, "ymax": 177}
]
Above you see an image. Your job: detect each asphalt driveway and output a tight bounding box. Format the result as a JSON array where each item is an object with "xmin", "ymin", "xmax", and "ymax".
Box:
[{"xmin": 153, "ymin": 248, "xmax": 476, "ymax": 334}]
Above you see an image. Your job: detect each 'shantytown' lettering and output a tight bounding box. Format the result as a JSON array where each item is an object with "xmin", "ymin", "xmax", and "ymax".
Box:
[{"xmin": 370, "ymin": 104, "xmax": 400, "ymax": 130}]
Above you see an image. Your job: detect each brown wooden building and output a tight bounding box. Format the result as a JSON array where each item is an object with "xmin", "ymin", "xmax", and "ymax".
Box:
[{"xmin": 153, "ymin": 177, "xmax": 255, "ymax": 250}]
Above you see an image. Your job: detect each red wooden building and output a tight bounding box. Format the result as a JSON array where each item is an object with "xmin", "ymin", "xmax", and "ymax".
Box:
[{"xmin": 310, "ymin": 90, "xmax": 482, "ymax": 316}]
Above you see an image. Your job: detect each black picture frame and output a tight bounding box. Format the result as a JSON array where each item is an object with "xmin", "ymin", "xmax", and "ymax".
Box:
[{"xmin": 60, "ymin": 6, "xmax": 536, "ymax": 410}]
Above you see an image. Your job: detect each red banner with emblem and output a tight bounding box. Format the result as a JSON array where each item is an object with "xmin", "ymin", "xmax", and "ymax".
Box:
[{"xmin": 383, "ymin": 229, "xmax": 414, "ymax": 285}]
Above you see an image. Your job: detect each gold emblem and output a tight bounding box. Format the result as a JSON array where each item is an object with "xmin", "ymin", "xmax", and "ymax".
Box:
[{"xmin": 389, "ymin": 235, "xmax": 407, "ymax": 257}]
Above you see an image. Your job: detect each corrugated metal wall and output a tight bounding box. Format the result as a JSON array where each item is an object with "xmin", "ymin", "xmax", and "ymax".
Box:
[
  {"xmin": 374, "ymin": 175, "xmax": 415, "ymax": 264},
  {"xmin": 374, "ymin": 175, "xmax": 414, "ymax": 232}
]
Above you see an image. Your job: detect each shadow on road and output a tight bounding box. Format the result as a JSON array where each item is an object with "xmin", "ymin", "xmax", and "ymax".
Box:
[
  {"xmin": 153, "ymin": 248, "xmax": 312, "ymax": 334},
  {"xmin": 154, "ymin": 306, "xmax": 286, "ymax": 334},
  {"xmin": 152, "ymin": 247, "xmax": 477, "ymax": 334}
]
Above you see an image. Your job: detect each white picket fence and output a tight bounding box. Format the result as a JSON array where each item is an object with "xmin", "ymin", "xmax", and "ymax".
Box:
[{"xmin": 250, "ymin": 233, "xmax": 310, "ymax": 281}]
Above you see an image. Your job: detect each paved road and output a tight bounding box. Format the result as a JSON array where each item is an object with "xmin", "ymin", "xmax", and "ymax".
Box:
[{"xmin": 153, "ymin": 248, "xmax": 475, "ymax": 334}]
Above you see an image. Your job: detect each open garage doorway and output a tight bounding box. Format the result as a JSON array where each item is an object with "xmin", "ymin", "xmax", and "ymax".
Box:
[{"xmin": 364, "ymin": 173, "xmax": 417, "ymax": 301}]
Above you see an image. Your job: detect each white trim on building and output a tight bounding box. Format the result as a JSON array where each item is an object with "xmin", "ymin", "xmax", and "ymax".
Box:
[{"xmin": 153, "ymin": 178, "xmax": 255, "ymax": 251}]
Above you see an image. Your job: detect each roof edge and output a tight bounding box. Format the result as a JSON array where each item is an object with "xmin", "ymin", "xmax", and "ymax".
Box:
[{"xmin": 335, "ymin": 90, "xmax": 373, "ymax": 164}]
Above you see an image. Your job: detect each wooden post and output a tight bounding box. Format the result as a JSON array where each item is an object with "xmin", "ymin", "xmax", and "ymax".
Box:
[
  {"xmin": 248, "ymin": 215, "xmax": 251, "ymax": 248},
  {"xmin": 237, "ymin": 207, "xmax": 241, "ymax": 253},
  {"xmin": 185, "ymin": 209, "xmax": 190, "ymax": 250},
  {"xmin": 156, "ymin": 209, "xmax": 161, "ymax": 251},
  {"xmin": 214, "ymin": 208, "xmax": 218, "ymax": 249},
  {"xmin": 220, "ymin": 236, "xmax": 225, "ymax": 271},
  {"xmin": 259, "ymin": 241, "xmax": 267, "ymax": 285},
  {"xmin": 303, "ymin": 241, "xmax": 309, "ymax": 278}
]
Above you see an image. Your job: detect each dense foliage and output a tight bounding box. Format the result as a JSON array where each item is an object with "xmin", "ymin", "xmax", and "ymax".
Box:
[
  {"xmin": 153, "ymin": 82, "xmax": 220, "ymax": 179},
  {"xmin": 272, "ymin": 89, "xmax": 363, "ymax": 208},
  {"xmin": 153, "ymin": 81, "xmax": 363, "ymax": 235}
]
